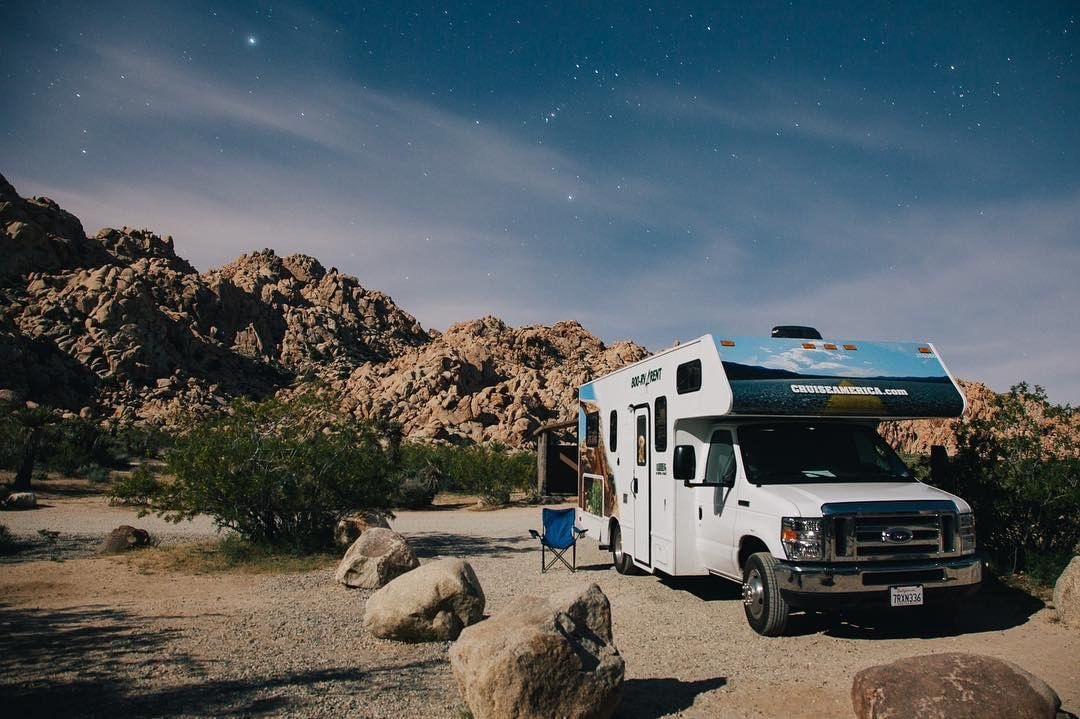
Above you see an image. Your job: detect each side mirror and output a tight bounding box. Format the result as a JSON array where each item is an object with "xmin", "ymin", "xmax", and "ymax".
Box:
[{"xmin": 673, "ymin": 445, "xmax": 696, "ymax": 480}]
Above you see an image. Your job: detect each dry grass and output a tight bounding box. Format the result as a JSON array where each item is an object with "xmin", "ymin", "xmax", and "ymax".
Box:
[{"xmin": 124, "ymin": 538, "xmax": 338, "ymax": 576}]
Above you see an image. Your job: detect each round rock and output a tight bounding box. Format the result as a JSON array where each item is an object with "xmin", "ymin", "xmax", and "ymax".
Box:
[
  {"xmin": 363, "ymin": 557, "xmax": 485, "ymax": 642},
  {"xmin": 334, "ymin": 527, "xmax": 418, "ymax": 589}
]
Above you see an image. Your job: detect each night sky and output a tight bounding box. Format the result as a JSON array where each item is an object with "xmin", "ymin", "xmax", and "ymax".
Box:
[{"xmin": 1, "ymin": 2, "xmax": 1077, "ymax": 403}]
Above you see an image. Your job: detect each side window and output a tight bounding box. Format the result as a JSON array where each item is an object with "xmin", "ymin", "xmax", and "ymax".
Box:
[
  {"xmin": 585, "ymin": 411, "xmax": 599, "ymax": 447},
  {"xmin": 705, "ymin": 430, "xmax": 736, "ymax": 485},
  {"xmin": 608, "ymin": 410, "xmax": 618, "ymax": 451},
  {"xmin": 676, "ymin": 359, "xmax": 702, "ymax": 394},
  {"xmin": 654, "ymin": 396, "xmax": 668, "ymax": 452},
  {"xmin": 636, "ymin": 414, "xmax": 647, "ymax": 466}
]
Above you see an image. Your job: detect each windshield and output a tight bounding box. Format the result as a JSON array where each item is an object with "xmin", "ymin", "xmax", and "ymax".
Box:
[{"xmin": 738, "ymin": 422, "xmax": 912, "ymax": 485}]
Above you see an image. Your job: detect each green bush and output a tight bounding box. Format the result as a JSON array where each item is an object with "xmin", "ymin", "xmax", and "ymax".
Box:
[
  {"xmin": 116, "ymin": 388, "xmax": 397, "ymax": 550},
  {"xmin": 443, "ymin": 443, "xmax": 535, "ymax": 505},
  {"xmin": 108, "ymin": 464, "xmax": 161, "ymax": 505},
  {"xmin": 393, "ymin": 443, "xmax": 442, "ymax": 508},
  {"xmin": 79, "ymin": 463, "xmax": 111, "ymax": 484},
  {"xmin": 931, "ymin": 383, "xmax": 1080, "ymax": 577}
]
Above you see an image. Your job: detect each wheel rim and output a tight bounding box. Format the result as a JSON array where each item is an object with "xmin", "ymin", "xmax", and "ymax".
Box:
[
  {"xmin": 612, "ymin": 528, "xmax": 626, "ymax": 565},
  {"xmin": 743, "ymin": 568, "xmax": 765, "ymax": 619}
]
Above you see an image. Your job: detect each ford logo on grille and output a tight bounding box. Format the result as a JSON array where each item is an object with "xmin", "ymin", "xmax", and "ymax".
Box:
[{"xmin": 882, "ymin": 527, "xmax": 913, "ymax": 544}]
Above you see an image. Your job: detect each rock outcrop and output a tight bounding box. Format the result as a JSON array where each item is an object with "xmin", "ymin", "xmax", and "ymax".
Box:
[
  {"xmin": 851, "ymin": 652, "xmax": 1061, "ymax": 719},
  {"xmin": 341, "ymin": 316, "xmax": 647, "ymax": 446},
  {"xmin": 1053, "ymin": 555, "xmax": 1080, "ymax": 627},
  {"xmin": 449, "ymin": 582, "xmax": 624, "ymax": 719},
  {"xmin": 334, "ymin": 528, "xmax": 419, "ymax": 589},
  {"xmin": 363, "ymin": 558, "xmax": 485, "ymax": 641},
  {"xmin": 2, "ymin": 172, "xmax": 1072, "ymax": 456}
]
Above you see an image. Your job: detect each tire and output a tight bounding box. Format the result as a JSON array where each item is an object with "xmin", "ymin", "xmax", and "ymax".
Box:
[
  {"xmin": 610, "ymin": 523, "xmax": 637, "ymax": 575},
  {"xmin": 742, "ymin": 552, "xmax": 790, "ymax": 636}
]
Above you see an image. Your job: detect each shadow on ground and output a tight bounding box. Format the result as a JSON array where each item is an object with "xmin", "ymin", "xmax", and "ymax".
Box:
[
  {"xmin": 619, "ymin": 676, "xmax": 728, "ymax": 717},
  {"xmin": 0, "ymin": 603, "xmax": 446, "ymax": 717},
  {"xmin": 407, "ymin": 531, "xmax": 534, "ymax": 558},
  {"xmin": 658, "ymin": 573, "xmax": 1044, "ymax": 639}
]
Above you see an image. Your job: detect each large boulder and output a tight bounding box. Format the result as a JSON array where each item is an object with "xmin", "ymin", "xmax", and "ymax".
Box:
[
  {"xmin": 1053, "ymin": 555, "xmax": 1080, "ymax": 627},
  {"xmin": 333, "ymin": 510, "xmax": 392, "ymax": 547},
  {"xmin": 334, "ymin": 527, "xmax": 418, "ymax": 589},
  {"xmin": 3, "ymin": 492, "xmax": 37, "ymax": 510},
  {"xmin": 449, "ymin": 582, "xmax": 624, "ymax": 719},
  {"xmin": 363, "ymin": 558, "xmax": 485, "ymax": 641},
  {"xmin": 851, "ymin": 652, "xmax": 1061, "ymax": 719},
  {"xmin": 100, "ymin": 525, "xmax": 152, "ymax": 554}
]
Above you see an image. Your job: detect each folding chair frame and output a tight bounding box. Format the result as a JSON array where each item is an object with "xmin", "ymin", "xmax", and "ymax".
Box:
[{"xmin": 529, "ymin": 523, "xmax": 587, "ymax": 573}]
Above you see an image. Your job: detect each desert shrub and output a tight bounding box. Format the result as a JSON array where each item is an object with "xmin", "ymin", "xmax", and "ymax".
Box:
[
  {"xmin": 443, "ymin": 443, "xmax": 535, "ymax": 505},
  {"xmin": 392, "ymin": 443, "xmax": 442, "ymax": 508},
  {"xmin": 108, "ymin": 464, "xmax": 161, "ymax": 505},
  {"xmin": 119, "ymin": 388, "xmax": 397, "ymax": 550},
  {"xmin": 79, "ymin": 463, "xmax": 111, "ymax": 484},
  {"xmin": 112, "ymin": 424, "xmax": 171, "ymax": 460},
  {"xmin": 930, "ymin": 383, "xmax": 1080, "ymax": 577}
]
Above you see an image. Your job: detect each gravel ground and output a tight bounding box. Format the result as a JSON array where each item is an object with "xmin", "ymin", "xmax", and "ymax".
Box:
[{"xmin": 2, "ymin": 493, "xmax": 1078, "ymax": 718}]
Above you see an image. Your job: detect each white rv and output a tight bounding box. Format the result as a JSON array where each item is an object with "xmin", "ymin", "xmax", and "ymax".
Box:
[{"xmin": 575, "ymin": 327, "xmax": 981, "ymax": 636}]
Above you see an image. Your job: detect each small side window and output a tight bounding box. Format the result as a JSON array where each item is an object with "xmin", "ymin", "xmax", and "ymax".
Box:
[
  {"xmin": 676, "ymin": 359, "xmax": 702, "ymax": 394},
  {"xmin": 636, "ymin": 414, "xmax": 648, "ymax": 466},
  {"xmin": 654, "ymin": 396, "xmax": 668, "ymax": 452},
  {"xmin": 585, "ymin": 411, "xmax": 599, "ymax": 447},
  {"xmin": 609, "ymin": 410, "xmax": 618, "ymax": 451}
]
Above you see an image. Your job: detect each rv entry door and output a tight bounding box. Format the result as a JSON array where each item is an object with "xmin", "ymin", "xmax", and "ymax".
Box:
[{"xmin": 633, "ymin": 406, "xmax": 652, "ymax": 567}]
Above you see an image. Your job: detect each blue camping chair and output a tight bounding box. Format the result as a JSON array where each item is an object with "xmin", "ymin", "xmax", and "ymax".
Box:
[{"xmin": 530, "ymin": 507, "xmax": 587, "ymax": 573}]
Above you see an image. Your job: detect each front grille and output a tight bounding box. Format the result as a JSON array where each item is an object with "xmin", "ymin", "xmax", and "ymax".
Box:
[
  {"xmin": 862, "ymin": 568, "xmax": 946, "ymax": 586},
  {"xmin": 824, "ymin": 502, "xmax": 961, "ymax": 562}
]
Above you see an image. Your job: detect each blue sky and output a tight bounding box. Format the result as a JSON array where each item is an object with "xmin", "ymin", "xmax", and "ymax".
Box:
[{"xmin": 1, "ymin": 2, "xmax": 1077, "ymax": 403}]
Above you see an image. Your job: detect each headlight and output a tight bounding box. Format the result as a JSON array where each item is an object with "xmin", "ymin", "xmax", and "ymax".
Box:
[
  {"xmin": 781, "ymin": 517, "xmax": 826, "ymax": 561},
  {"xmin": 959, "ymin": 512, "xmax": 976, "ymax": 553}
]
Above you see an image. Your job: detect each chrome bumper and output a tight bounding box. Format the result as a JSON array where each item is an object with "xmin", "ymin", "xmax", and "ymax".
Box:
[{"xmin": 775, "ymin": 554, "xmax": 982, "ymax": 595}]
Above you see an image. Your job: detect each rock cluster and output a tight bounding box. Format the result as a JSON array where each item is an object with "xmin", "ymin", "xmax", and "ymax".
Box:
[
  {"xmin": 341, "ymin": 315, "xmax": 647, "ymax": 446},
  {"xmin": 2, "ymin": 173, "xmax": 1072, "ymax": 456}
]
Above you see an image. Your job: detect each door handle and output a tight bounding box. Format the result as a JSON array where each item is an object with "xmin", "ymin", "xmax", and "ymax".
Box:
[
  {"xmin": 632, "ymin": 478, "xmax": 638, "ymax": 494},
  {"xmin": 698, "ymin": 506, "xmax": 702, "ymax": 520}
]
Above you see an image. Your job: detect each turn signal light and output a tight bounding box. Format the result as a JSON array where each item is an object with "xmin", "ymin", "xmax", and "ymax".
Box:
[
  {"xmin": 823, "ymin": 343, "xmax": 837, "ymax": 350},
  {"xmin": 843, "ymin": 344, "xmax": 857, "ymax": 351},
  {"xmin": 720, "ymin": 339, "xmax": 735, "ymax": 347},
  {"xmin": 918, "ymin": 346, "xmax": 933, "ymax": 354},
  {"xmin": 802, "ymin": 343, "xmax": 816, "ymax": 349}
]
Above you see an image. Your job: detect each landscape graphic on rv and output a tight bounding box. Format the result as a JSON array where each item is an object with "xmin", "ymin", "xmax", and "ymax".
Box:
[
  {"xmin": 577, "ymin": 389, "xmax": 618, "ymax": 517},
  {"xmin": 717, "ymin": 337, "xmax": 965, "ymax": 417}
]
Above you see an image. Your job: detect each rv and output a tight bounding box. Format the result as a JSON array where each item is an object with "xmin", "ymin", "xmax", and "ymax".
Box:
[{"xmin": 575, "ymin": 327, "xmax": 981, "ymax": 636}]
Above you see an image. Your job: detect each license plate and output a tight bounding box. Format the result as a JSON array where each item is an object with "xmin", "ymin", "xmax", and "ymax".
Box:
[{"xmin": 890, "ymin": 584, "xmax": 924, "ymax": 607}]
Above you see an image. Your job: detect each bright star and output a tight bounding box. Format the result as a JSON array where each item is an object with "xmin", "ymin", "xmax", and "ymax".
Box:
[{"xmin": 247, "ymin": 36, "xmax": 257, "ymax": 46}]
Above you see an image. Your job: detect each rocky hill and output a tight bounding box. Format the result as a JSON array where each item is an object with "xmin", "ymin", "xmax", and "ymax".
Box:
[
  {"xmin": 0, "ymin": 173, "xmax": 646, "ymax": 444},
  {"xmin": 1, "ymin": 172, "xmax": 1070, "ymax": 455}
]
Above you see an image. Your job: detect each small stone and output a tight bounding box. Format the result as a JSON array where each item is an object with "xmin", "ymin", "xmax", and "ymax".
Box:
[{"xmin": 100, "ymin": 525, "xmax": 152, "ymax": 554}]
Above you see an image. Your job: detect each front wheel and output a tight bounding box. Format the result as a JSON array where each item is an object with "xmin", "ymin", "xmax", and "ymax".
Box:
[
  {"xmin": 610, "ymin": 524, "xmax": 636, "ymax": 575},
  {"xmin": 742, "ymin": 552, "xmax": 790, "ymax": 636}
]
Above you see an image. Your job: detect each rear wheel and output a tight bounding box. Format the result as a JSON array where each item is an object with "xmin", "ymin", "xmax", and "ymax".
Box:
[
  {"xmin": 742, "ymin": 552, "xmax": 790, "ymax": 636},
  {"xmin": 610, "ymin": 523, "xmax": 636, "ymax": 575}
]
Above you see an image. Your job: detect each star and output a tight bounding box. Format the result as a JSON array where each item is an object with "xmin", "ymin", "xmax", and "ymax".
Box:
[{"xmin": 247, "ymin": 36, "xmax": 257, "ymax": 46}]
